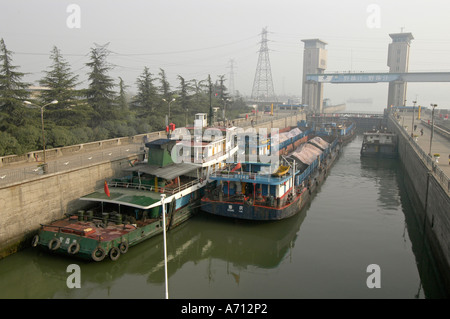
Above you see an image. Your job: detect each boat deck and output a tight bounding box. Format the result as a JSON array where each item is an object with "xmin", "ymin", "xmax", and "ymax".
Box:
[{"xmin": 41, "ymin": 216, "xmax": 159, "ymax": 242}]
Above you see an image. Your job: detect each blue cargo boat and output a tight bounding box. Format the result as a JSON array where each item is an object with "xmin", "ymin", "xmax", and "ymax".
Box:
[{"xmin": 201, "ymin": 135, "xmax": 340, "ymax": 221}]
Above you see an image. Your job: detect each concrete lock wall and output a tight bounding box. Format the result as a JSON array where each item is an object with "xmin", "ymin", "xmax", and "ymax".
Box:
[
  {"xmin": 388, "ymin": 115, "xmax": 450, "ymax": 293},
  {"xmin": 0, "ymin": 156, "xmax": 137, "ymax": 259}
]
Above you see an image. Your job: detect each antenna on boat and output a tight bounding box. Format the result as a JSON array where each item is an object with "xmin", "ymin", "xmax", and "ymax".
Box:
[{"xmin": 160, "ymin": 193, "xmax": 169, "ymax": 299}]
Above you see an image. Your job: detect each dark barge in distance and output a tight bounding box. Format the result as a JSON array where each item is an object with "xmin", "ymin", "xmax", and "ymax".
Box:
[{"xmin": 360, "ymin": 130, "xmax": 397, "ymax": 158}]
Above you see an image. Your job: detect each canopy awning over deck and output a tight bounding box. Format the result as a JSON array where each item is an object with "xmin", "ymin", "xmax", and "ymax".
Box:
[
  {"xmin": 124, "ymin": 162, "xmax": 199, "ymax": 180},
  {"xmin": 80, "ymin": 188, "xmax": 163, "ymax": 210}
]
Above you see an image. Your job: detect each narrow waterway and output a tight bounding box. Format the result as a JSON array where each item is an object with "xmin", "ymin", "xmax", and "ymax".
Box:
[{"xmin": 0, "ymin": 135, "xmax": 446, "ymax": 299}]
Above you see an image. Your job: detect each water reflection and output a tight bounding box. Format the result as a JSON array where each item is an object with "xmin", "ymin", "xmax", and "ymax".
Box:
[
  {"xmin": 360, "ymin": 141, "xmax": 446, "ymax": 298},
  {"xmin": 0, "ymin": 134, "xmax": 446, "ymax": 298},
  {"xmin": 0, "ymin": 203, "xmax": 307, "ymax": 299},
  {"xmin": 360, "ymin": 157, "xmax": 402, "ymax": 211},
  {"xmin": 396, "ymin": 166, "xmax": 448, "ymax": 298}
]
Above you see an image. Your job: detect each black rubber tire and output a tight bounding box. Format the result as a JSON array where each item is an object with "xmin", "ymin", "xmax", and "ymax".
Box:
[
  {"xmin": 109, "ymin": 247, "xmax": 121, "ymax": 261},
  {"xmin": 67, "ymin": 242, "xmax": 80, "ymax": 255},
  {"xmin": 31, "ymin": 234, "xmax": 39, "ymax": 248},
  {"xmin": 119, "ymin": 241, "xmax": 128, "ymax": 254},
  {"xmin": 91, "ymin": 247, "xmax": 106, "ymax": 262},
  {"xmin": 48, "ymin": 238, "xmax": 61, "ymax": 251}
]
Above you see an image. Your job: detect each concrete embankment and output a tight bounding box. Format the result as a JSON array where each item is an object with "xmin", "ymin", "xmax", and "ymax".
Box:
[
  {"xmin": 0, "ymin": 113, "xmax": 305, "ymax": 259},
  {"xmin": 387, "ymin": 114, "xmax": 450, "ymax": 295}
]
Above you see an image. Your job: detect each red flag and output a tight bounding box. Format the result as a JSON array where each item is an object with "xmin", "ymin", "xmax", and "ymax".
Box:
[
  {"xmin": 104, "ymin": 180, "xmax": 110, "ymax": 197},
  {"xmin": 231, "ymin": 162, "xmax": 241, "ymax": 172}
]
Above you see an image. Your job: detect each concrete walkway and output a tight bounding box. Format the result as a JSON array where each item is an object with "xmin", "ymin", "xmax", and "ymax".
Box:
[{"xmin": 397, "ymin": 113, "xmax": 450, "ymax": 179}]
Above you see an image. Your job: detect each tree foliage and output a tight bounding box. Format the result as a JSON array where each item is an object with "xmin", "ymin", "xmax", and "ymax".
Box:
[
  {"xmin": 0, "ymin": 38, "xmax": 29, "ymax": 127},
  {"xmin": 0, "ymin": 42, "xmax": 251, "ymax": 157},
  {"xmin": 133, "ymin": 67, "xmax": 157, "ymax": 116},
  {"xmin": 39, "ymin": 46, "xmax": 80, "ymax": 108},
  {"xmin": 85, "ymin": 45, "xmax": 116, "ymax": 123}
]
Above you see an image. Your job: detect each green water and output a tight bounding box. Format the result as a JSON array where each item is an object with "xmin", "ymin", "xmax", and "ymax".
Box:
[{"xmin": 0, "ymin": 135, "xmax": 446, "ymax": 299}]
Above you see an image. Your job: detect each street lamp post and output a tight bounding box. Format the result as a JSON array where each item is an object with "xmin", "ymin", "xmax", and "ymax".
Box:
[
  {"xmin": 429, "ymin": 103, "xmax": 438, "ymax": 157},
  {"xmin": 24, "ymin": 100, "xmax": 58, "ymax": 173},
  {"xmin": 411, "ymin": 100, "xmax": 417, "ymax": 137},
  {"xmin": 163, "ymin": 98, "xmax": 176, "ymax": 124}
]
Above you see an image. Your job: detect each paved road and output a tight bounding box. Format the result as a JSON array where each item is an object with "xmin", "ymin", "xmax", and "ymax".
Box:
[
  {"xmin": 0, "ymin": 143, "xmax": 143, "ymax": 187},
  {"xmin": 398, "ymin": 112, "xmax": 450, "ymax": 179}
]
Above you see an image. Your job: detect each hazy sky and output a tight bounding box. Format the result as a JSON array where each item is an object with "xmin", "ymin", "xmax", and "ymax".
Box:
[{"xmin": 1, "ymin": 0, "xmax": 449, "ymax": 112}]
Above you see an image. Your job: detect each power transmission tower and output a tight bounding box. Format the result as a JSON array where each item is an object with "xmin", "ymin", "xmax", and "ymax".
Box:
[
  {"xmin": 227, "ymin": 59, "xmax": 236, "ymax": 97},
  {"xmin": 93, "ymin": 42, "xmax": 111, "ymax": 57},
  {"xmin": 251, "ymin": 27, "xmax": 276, "ymax": 102}
]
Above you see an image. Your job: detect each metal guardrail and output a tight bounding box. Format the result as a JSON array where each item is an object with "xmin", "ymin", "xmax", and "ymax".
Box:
[
  {"xmin": 389, "ymin": 114, "xmax": 449, "ymax": 193},
  {"xmin": 420, "ymin": 119, "xmax": 450, "ymax": 140},
  {"xmin": 0, "ymin": 145, "xmax": 144, "ymax": 187}
]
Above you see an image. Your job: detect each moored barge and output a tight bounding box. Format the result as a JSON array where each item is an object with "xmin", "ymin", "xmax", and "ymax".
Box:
[
  {"xmin": 32, "ymin": 118, "xmax": 239, "ymax": 261},
  {"xmin": 360, "ymin": 130, "xmax": 397, "ymax": 158},
  {"xmin": 201, "ymin": 135, "xmax": 340, "ymax": 221}
]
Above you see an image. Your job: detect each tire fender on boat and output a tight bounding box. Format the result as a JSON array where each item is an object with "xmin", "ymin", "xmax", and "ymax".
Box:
[
  {"xmin": 119, "ymin": 241, "xmax": 128, "ymax": 254},
  {"xmin": 92, "ymin": 247, "xmax": 106, "ymax": 262},
  {"xmin": 109, "ymin": 247, "xmax": 121, "ymax": 261},
  {"xmin": 48, "ymin": 238, "xmax": 61, "ymax": 251},
  {"xmin": 67, "ymin": 241, "xmax": 80, "ymax": 255},
  {"xmin": 31, "ymin": 234, "xmax": 39, "ymax": 247}
]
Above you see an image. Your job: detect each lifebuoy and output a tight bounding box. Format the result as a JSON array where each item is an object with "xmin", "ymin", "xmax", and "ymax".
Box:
[
  {"xmin": 109, "ymin": 247, "xmax": 120, "ymax": 261},
  {"xmin": 67, "ymin": 242, "xmax": 80, "ymax": 255},
  {"xmin": 31, "ymin": 234, "xmax": 39, "ymax": 247},
  {"xmin": 119, "ymin": 241, "xmax": 128, "ymax": 254},
  {"xmin": 48, "ymin": 238, "xmax": 61, "ymax": 251},
  {"xmin": 91, "ymin": 247, "xmax": 106, "ymax": 262}
]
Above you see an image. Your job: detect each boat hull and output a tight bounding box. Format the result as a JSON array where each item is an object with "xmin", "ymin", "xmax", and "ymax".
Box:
[
  {"xmin": 360, "ymin": 144, "xmax": 397, "ymax": 158},
  {"xmin": 202, "ymin": 188, "xmax": 310, "ymax": 220},
  {"xmin": 33, "ymin": 198, "xmax": 200, "ymax": 262}
]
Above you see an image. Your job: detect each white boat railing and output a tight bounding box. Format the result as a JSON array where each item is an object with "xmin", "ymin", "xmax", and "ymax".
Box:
[{"xmin": 111, "ymin": 178, "xmax": 202, "ymax": 195}]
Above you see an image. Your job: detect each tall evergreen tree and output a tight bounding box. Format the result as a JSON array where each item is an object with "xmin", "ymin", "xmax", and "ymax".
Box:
[
  {"xmin": 158, "ymin": 68, "xmax": 172, "ymax": 101},
  {"xmin": 85, "ymin": 44, "xmax": 116, "ymax": 122},
  {"xmin": 177, "ymin": 75, "xmax": 193, "ymax": 117},
  {"xmin": 216, "ymin": 74, "xmax": 228, "ymax": 102},
  {"xmin": 178, "ymin": 75, "xmax": 194, "ymax": 125},
  {"xmin": 207, "ymin": 74, "xmax": 213, "ymax": 126},
  {"xmin": 117, "ymin": 77, "xmax": 129, "ymax": 111},
  {"xmin": 0, "ymin": 38, "xmax": 29, "ymax": 127},
  {"xmin": 191, "ymin": 79, "xmax": 208, "ymax": 113},
  {"xmin": 133, "ymin": 67, "xmax": 156, "ymax": 116},
  {"xmin": 216, "ymin": 75, "xmax": 230, "ymax": 120},
  {"xmin": 39, "ymin": 46, "xmax": 80, "ymax": 110}
]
